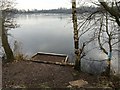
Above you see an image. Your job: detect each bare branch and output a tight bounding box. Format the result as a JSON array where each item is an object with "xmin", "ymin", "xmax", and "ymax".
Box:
[
  {"xmin": 112, "ymin": 40, "xmax": 120, "ymax": 46},
  {"xmin": 98, "ymin": 0, "xmax": 120, "ymax": 26},
  {"xmin": 98, "ymin": 17, "xmax": 108, "ymax": 55}
]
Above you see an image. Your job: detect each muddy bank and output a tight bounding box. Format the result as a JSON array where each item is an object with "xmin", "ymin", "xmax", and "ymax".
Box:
[{"xmin": 2, "ymin": 60, "xmax": 120, "ymax": 88}]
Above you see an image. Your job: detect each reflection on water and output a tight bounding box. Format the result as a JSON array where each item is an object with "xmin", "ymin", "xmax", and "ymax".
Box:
[
  {"xmin": 8, "ymin": 14, "xmax": 119, "ymax": 74},
  {"xmin": 9, "ymin": 14, "xmax": 74, "ymax": 61}
]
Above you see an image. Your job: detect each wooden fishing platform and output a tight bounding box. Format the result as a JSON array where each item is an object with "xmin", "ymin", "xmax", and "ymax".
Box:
[{"xmin": 31, "ymin": 52, "xmax": 74, "ymax": 66}]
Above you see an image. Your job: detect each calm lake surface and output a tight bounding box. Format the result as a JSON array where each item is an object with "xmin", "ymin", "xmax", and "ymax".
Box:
[
  {"xmin": 9, "ymin": 14, "xmax": 108, "ymax": 60},
  {"xmin": 8, "ymin": 14, "xmax": 119, "ymax": 74},
  {"xmin": 9, "ymin": 14, "xmax": 75, "ymax": 60}
]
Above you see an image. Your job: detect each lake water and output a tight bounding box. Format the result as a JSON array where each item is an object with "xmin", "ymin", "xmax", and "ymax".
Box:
[
  {"xmin": 8, "ymin": 14, "xmax": 119, "ymax": 74},
  {"xmin": 9, "ymin": 14, "xmax": 108, "ymax": 60},
  {"xmin": 9, "ymin": 14, "xmax": 75, "ymax": 61}
]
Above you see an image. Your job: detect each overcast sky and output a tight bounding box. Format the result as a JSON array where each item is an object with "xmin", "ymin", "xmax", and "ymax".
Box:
[
  {"xmin": 15, "ymin": 0, "xmax": 118, "ymax": 10},
  {"xmin": 15, "ymin": 0, "xmax": 98, "ymax": 10},
  {"xmin": 15, "ymin": 0, "xmax": 71, "ymax": 10}
]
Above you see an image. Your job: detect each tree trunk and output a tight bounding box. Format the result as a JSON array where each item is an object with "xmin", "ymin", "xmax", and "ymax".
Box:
[
  {"xmin": 105, "ymin": 58, "xmax": 111, "ymax": 77},
  {"xmin": 72, "ymin": 0, "xmax": 80, "ymax": 70},
  {"xmin": 2, "ymin": 16, "xmax": 14, "ymax": 62},
  {"xmin": 106, "ymin": 13, "xmax": 112, "ymax": 77},
  {"xmin": 0, "ymin": 11, "xmax": 2, "ymax": 37}
]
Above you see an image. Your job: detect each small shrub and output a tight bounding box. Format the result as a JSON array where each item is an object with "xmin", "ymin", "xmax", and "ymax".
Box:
[{"xmin": 13, "ymin": 40, "xmax": 28, "ymax": 61}]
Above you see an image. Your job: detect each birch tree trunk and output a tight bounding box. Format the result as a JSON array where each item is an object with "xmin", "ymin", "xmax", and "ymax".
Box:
[
  {"xmin": 0, "ymin": 11, "xmax": 2, "ymax": 37},
  {"xmin": 72, "ymin": 0, "xmax": 80, "ymax": 70}
]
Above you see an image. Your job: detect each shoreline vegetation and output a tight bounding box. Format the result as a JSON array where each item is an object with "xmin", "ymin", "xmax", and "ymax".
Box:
[{"xmin": 12, "ymin": 6, "xmax": 98, "ymax": 14}]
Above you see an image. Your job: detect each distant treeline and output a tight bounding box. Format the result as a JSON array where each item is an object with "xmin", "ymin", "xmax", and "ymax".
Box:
[{"xmin": 13, "ymin": 6, "xmax": 100, "ymax": 14}]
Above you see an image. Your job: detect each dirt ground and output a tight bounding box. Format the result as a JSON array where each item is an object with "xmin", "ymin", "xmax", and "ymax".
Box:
[{"xmin": 2, "ymin": 60, "xmax": 120, "ymax": 89}]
